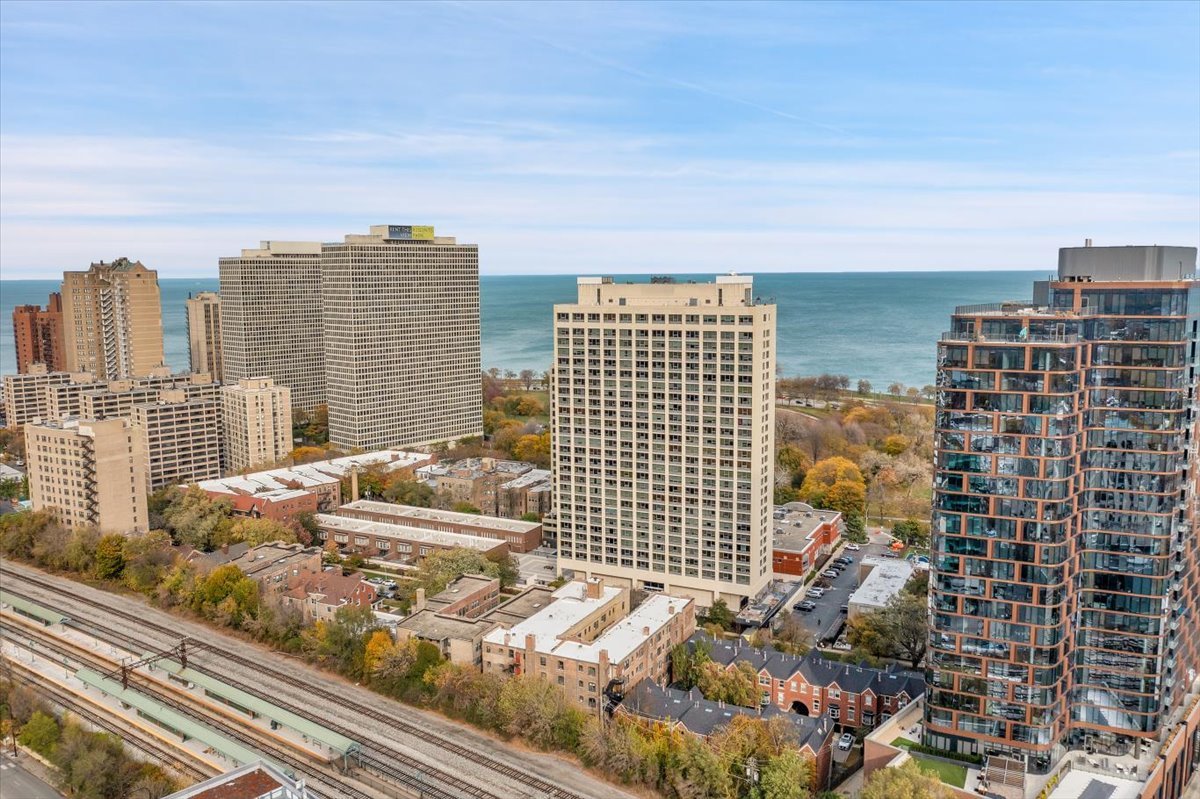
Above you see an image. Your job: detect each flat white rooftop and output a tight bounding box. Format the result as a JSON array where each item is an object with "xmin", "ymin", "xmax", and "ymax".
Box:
[
  {"xmin": 849, "ymin": 558, "xmax": 915, "ymax": 610},
  {"xmin": 341, "ymin": 499, "xmax": 539, "ymax": 533},
  {"xmin": 316, "ymin": 514, "xmax": 502, "ymax": 553},
  {"xmin": 484, "ymin": 581, "xmax": 691, "ymax": 664},
  {"xmin": 192, "ymin": 449, "xmax": 429, "ymax": 494}
]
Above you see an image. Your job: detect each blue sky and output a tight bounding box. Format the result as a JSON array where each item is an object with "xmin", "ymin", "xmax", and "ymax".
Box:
[{"xmin": 1, "ymin": 0, "xmax": 1197, "ymax": 277}]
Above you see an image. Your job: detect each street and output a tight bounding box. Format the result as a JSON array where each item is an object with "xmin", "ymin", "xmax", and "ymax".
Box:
[{"xmin": 0, "ymin": 754, "xmax": 65, "ymax": 799}]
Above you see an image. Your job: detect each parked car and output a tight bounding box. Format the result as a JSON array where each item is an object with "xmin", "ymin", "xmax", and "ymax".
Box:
[
  {"xmin": 821, "ymin": 569, "xmax": 839, "ymax": 578},
  {"xmin": 806, "ymin": 587, "xmax": 825, "ymax": 599},
  {"xmin": 794, "ymin": 600, "xmax": 816, "ymax": 612},
  {"xmin": 840, "ymin": 604, "xmax": 848, "ymax": 613},
  {"xmin": 838, "ymin": 733, "xmax": 855, "ymax": 751},
  {"xmin": 845, "ymin": 543, "xmax": 861, "ymax": 551},
  {"xmin": 883, "ymin": 552, "xmax": 899, "ymax": 559},
  {"xmin": 835, "ymin": 557, "xmax": 853, "ymax": 565}
]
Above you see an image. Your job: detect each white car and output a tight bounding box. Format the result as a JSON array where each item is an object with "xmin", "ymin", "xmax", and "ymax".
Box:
[
  {"xmin": 845, "ymin": 543, "xmax": 861, "ymax": 551},
  {"xmin": 807, "ymin": 587, "xmax": 825, "ymax": 599},
  {"xmin": 838, "ymin": 732, "xmax": 855, "ymax": 751}
]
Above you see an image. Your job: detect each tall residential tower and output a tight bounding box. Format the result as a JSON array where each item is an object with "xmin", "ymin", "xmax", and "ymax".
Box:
[
  {"xmin": 927, "ymin": 244, "xmax": 1199, "ymax": 790},
  {"xmin": 219, "ymin": 241, "xmax": 325, "ymax": 411},
  {"xmin": 321, "ymin": 225, "xmax": 481, "ymax": 450},
  {"xmin": 186, "ymin": 291, "xmax": 223, "ymax": 379},
  {"xmin": 552, "ymin": 276, "xmax": 776, "ymax": 608},
  {"xmin": 12, "ymin": 292, "xmax": 65, "ymax": 373},
  {"xmin": 61, "ymin": 259, "xmax": 164, "ymax": 380}
]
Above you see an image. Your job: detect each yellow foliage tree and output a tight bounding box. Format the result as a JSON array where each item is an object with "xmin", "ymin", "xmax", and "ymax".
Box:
[
  {"xmin": 363, "ymin": 629, "xmax": 396, "ymax": 678},
  {"xmin": 799, "ymin": 456, "xmax": 864, "ymax": 505}
]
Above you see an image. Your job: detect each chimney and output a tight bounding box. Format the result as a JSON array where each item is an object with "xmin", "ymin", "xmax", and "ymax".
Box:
[
  {"xmin": 414, "ymin": 587, "xmax": 426, "ymax": 612},
  {"xmin": 350, "ymin": 469, "xmax": 360, "ymax": 502},
  {"xmin": 1085, "ymin": 238, "xmax": 1093, "ymax": 248},
  {"xmin": 668, "ymin": 604, "xmax": 676, "ymax": 615},
  {"xmin": 586, "ymin": 577, "xmax": 604, "ymax": 599},
  {"xmin": 525, "ymin": 633, "xmax": 536, "ymax": 652},
  {"xmin": 642, "ymin": 626, "xmax": 651, "ymax": 637}
]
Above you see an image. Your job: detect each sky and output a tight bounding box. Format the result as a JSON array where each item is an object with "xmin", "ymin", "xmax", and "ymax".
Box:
[{"xmin": 1, "ymin": 0, "xmax": 1197, "ymax": 278}]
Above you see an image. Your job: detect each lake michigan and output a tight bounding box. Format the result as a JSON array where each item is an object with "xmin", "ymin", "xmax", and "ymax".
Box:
[{"xmin": 0, "ymin": 271, "xmax": 1043, "ymax": 389}]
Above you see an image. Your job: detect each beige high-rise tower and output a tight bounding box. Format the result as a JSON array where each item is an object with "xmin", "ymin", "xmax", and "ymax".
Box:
[
  {"xmin": 219, "ymin": 241, "xmax": 325, "ymax": 411},
  {"xmin": 132, "ymin": 390, "xmax": 222, "ymax": 492},
  {"xmin": 61, "ymin": 258, "xmax": 164, "ymax": 380},
  {"xmin": 25, "ymin": 417, "xmax": 149, "ymax": 534},
  {"xmin": 186, "ymin": 291, "xmax": 223, "ymax": 379},
  {"xmin": 222, "ymin": 377, "xmax": 292, "ymax": 473},
  {"xmin": 552, "ymin": 276, "xmax": 776, "ymax": 608},
  {"xmin": 321, "ymin": 225, "xmax": 481, "ymax": 450}
]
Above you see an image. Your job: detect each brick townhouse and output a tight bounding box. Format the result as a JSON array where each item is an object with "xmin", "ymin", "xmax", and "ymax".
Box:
[{"xmin": 695, "ymin": 633, "xmax": 925, "ymax": 729}]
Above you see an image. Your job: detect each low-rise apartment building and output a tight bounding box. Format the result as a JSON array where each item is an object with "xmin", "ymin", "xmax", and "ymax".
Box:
[
  {"xmin": 482, "ymin": 578, "xmax": 696, "ymax": 714},
  {"xmin": 395, "ymin": 579, "xmax": 555, "ymax": 666},
  {"xmin": 224, "ymin": 488, "xmax": 317, "ymax": 523},
  {"xmin": 695, "ymin": 632, "xmax": 925, "ymax": 728},
  {"xmin": 619, "ymin": 679, "xmax": 837, "ymax": 790},
  {"xmin": 420, "ymin": 457, "xmax": 551, "ymax": 519},
  {"xmin": 337, "ymin": 499, "xmax": 542, "ymax": 552},
  {"xmin": 847, "ymin": 557, "xmax": 915, "ymax": 619},
  {"xmin": 195, "ymin": 450, "xmax": 432, "ymax": 513},
  {"xmin": 177, "ymin": 541, "xmax": 323, "ymax": 597},
  {"xmin": 314, "ymin": 513, "xmax": 509, "ymax": 562},
  {"xmin": 282, "ymin": 570, "xmax": 377, "ymax": 622},
  {"xmin": 24, "ymin": 417, "xmax": 148, "ymax": 533},
  {"xmin": 771, "ymin": 502, "xmax": 843, "ymax": 576}
]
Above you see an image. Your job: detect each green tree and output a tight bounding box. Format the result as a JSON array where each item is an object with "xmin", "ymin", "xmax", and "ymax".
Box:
[
  {"xmin": 705, "ymin": 598, "xmax": 735, "ymax": 630},
  {"xmin": 860, "ymin": 759, "xmax": 954, "ymax": 799},
  {"xmin": 161, "ymin": 486, "xmax": 232, "ymax": 550},
  {"xmin": 671, "ymin": 637, "xmax": 712, "ymax": 689},
  {"xmin": 17, "ymin": 710, "xmax": 59, "ymax": 756},
  {"xmin": 0, "ymin": 477, "xmax": 23, "ymax": 501},
  {"xmin": 93, "ymin": 534, "xmax": 127, "ymax": 580},
  {"xmin": 226, "ymin": 517, "xmax": 296, "ymax": 547},
  {"xmin": 192, "ymin": 564, "xmax": 260, "ymax": 627},
  {"xmin": 382, "ymin": 478, "xmax": 435, "ymax": 507},
  {"xmin": 857, "ymin": 379, "xmax": 872, "ymax": 396},
  {"xmin": 452, "ymin": 502, "xmax": 482, "ymax": 515},
  {"xmin": 892, "ymin": 519, "xmax": 929, "ymax": 548},
  {"xmin": 845, "ymin": 592, "xmax": 928, "ymax": 668},
  {"xmin": 302, "ymin": 604, "xmax": 377, "ymax": 679},
  {"xmin": 758, "ymin": 749, "xmax": 814, "ymax": 799}
]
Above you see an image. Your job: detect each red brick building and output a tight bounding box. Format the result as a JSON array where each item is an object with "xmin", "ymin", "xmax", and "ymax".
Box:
[
  {"xmin": 12, "ymin": 293, "xmax": 65, "ymax": 373},
  {"xmin": 282, "ymin": 570, "xmax": 377, "ymax": 622},
  {"xmin": 225, "ymin": 488, "xmax": 319, "ymax": 524},
  {"xmin": 771, "ymin": 502, "xmax": 843, "ymax": 576},
  {"xmin": 697, "ymin": 633, "xmax": 925, "ymax": 730}
]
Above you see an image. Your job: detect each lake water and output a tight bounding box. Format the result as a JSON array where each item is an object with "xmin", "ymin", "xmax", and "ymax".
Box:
[{"xmin": 0, "ymin": 271, "xmax": 1042, "ymax": 388}]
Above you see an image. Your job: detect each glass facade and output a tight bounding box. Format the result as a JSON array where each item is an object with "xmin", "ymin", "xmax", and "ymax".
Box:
[{"xmin": 927, "ymin": 270, "xmax": 1199, "ymax": 773}]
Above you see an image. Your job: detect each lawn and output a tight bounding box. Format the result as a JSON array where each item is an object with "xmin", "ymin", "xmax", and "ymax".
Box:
[
  {"xmin": 910, "ymin": 754, "xmax": 967, "ymax": 788},
  {"xmin": 891, "ymin": 736, "xmax": 917, "ymax": 749}
]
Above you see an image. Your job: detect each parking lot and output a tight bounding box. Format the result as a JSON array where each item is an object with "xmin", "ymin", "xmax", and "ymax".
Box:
[{"xmin": 787, "ymin": 531, "xmax": 896, "ymax": 644}]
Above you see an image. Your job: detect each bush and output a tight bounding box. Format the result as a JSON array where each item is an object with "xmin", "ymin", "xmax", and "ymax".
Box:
[{"xmin": 17, "ymin": 710, "xmax": 60, "ymax": 756}]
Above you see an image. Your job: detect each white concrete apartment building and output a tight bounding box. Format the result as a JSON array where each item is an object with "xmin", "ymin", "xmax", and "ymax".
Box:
[
  {"xmin": 552, "ymin": 276, "xmax": 776, "ymax": 608},
  {"xmin": 221, "ymin": 377, "xmax": 292, "ymax": 473},
  {"xmin": 132, "ymin": 389, "xmax": 223, "ymax": 491},
  {"xmin": 2, "ymin": 364, "xmax": 79, "ymax": 428},
  {"xmin": 25, "ymin": 417, "xmax": 148, "ymax": 533},
  {"xmin": 185, "ymin": 291, "xmax": 223, "ymax": 379},
  {"xmin": 61, "ymin": 258, "xmax": 164, "ymax": 380},
  {"xmin": 219, "ymin": 241, "xmax": 326, "ymax": 411},
  {"xmin": 321, "ymin": 225, "xmax": 481, "ymax": 450}
]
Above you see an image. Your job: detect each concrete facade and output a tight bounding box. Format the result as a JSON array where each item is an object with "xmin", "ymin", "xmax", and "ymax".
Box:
[
  {"xmin": 185, "ymin": 291, "xmax": 223, "ymax": 380},
  {"xmin": 219, "ymin": 240, "xmax": 326, "ymax": 411},
  {"xmin": 132, "ymin": 390, "xmax": 222, "ymax": 491},
  {"xmin": 221, "ymin": 377, "xmax": 292, "ymax": 473},
  {"xmin": 24, "ymin": 417, "xmax": 148, "ymax": 533},
  {"xmin": 61, "ymin": 258, "xmax": 164, "ymax": 380},
  {"xmin": 321, "ymin": 225, "xmax": 481, "ymax": 450},
  {"xmin": 337, "ymin": 499, "xmax": 542, "ymax": 553},
  {"xmin": 553, "ymin": 275, "xmax": 776, "ymax": 608}
]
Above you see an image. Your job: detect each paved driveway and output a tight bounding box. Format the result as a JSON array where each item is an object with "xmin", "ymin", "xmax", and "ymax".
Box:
[{"xmin": 786, "ymin": 533, "xmax": 895, "ymax": 643}]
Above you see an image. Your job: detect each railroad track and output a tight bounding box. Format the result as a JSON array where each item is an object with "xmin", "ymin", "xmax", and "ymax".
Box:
[
  {"xmin": 3, "ymin": 657, "xmax": 211, "ymax": 783},
  {"xmin": 1, "ymin": 619, "xmax": 393, "ymax": 799},
  {"xmin": 1, "ymin": 566, "xmax": 592, "ymax": 799}
]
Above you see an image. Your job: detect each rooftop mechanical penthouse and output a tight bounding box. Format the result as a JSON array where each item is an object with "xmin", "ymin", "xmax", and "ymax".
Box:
[{"xmin": 927, "ymin": 244, "xmax": 1200, "ymax": 793}]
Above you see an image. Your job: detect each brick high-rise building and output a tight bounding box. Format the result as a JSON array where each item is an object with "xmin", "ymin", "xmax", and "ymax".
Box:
[
  {"xmin": 221, "ymin": 377, "xmax": 292, "ymax": 473},
  {"xmin": 185, "ymin": 291, "xmax": 223, "ymax": 379},
  {"xmin": 61, "ymin": 258, "xmax": 164, "ymax": 380},
  {"xmin": 321, "ymin": 225, "xmax": 481, "ymax": 450},
  {"xmin": 927, "ymin": 244, "xmax": 1199, "ymax": 790},
  {"xmin": 552, "ymin": 276, "xmax": 776, "ymax": 608},
  {"xmin": 12, "ymin": 292, "xmax": 65, "ymax": 373},
  {"xmin": 25, "ymin": 417, "xmax": 148, "ymax": 533},
  {"xmin": 219, "ymin": 241, "xmax": 325, "ymax": 411}
]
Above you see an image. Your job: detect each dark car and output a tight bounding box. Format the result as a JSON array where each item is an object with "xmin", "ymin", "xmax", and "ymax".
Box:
[{"xmin": 794, "ymin": 600, "xmax": 817, "ymax": 612}]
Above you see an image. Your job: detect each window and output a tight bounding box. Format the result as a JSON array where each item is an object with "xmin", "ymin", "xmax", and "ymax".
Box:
[{"xmin": 829, "ymin": 707, "xmax": 840, "ymax": 720}]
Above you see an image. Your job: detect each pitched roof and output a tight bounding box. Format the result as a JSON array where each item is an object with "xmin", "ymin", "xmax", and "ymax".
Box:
[
  {"xmin": 689, "ymin": 632, "xmax": 926, "ymax": 699},
  {"xmin": 620, "ymin": 679, "xmax": 834, "ymax": 751}
]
